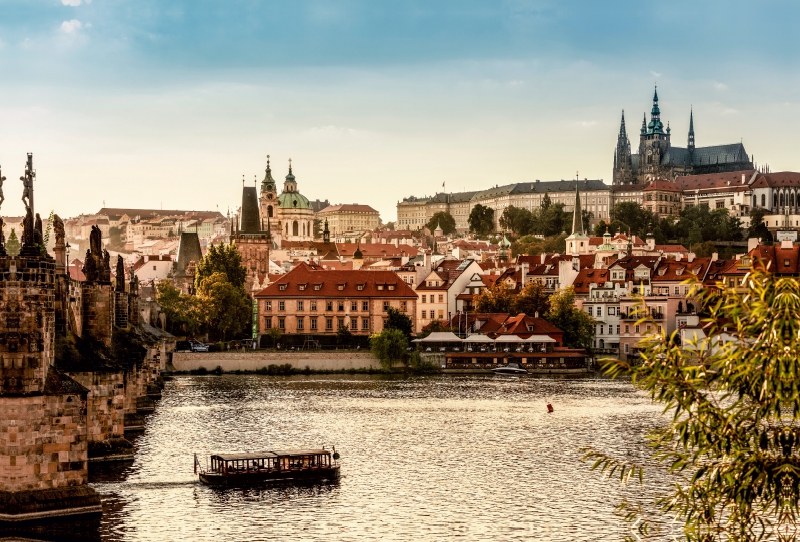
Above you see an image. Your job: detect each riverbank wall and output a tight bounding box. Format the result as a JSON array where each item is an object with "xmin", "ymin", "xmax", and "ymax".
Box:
[{"xmin": 172, "ymin": 352, "xmax": 381, "ymax": 372}]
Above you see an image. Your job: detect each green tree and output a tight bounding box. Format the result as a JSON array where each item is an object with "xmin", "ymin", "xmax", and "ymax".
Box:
[
  {"xmin": 195, "ymin": 243, "xmax": 247, "ymax": 291},
  {"xmin": 512, "ymin": 234, "xmax": 567, "ymax": 258},
  {"xmin": 540, "ymin": 203, "xmax": 570, "ymax": 236},
  {"xmin": 426, "ymin": 212, "xmax": 457, "ymax": 236},
  {"xmin": 5, "ymin": 228, "xmax": 20, "ymax": 257},
  {"xmin": 370, "ymin": 328, "xmax": 408, "ymax": 370},
  {"xmin": 584, "ymin": 269, "xmax": 800, "ymax": 539},
  {"xmin": 156, "ymin": 280, "xmax": 201, "ymax": 335},
  {"xmin": 544, "ymin": 286, "xmax": 594, "ymax": 348},
  {"xmin": 499, "ymin": 206, "xmax": 534, "ymax": 235},
  {"xmin": 107, "ymin": 226, "xmax": 124, "ymax": 250},
  {"xmin": 385, "ymin": 307, "xmax": 413, "ymax": 338},
  {"xmin": 610, "ymin": 201, "xmax": 654, "ymax": 235},
  {"xmin": 593, "ymin": 220, "xmax": 608, "ymax": 237},
  {"xmin": 336, "ymin": 325, "xmax": 353, "ymax": 346},
  {"xmin": 581, "ymin": 209, "xmax": 594, "ymax": 234},
  {"xmin": 468, "ymin": 204, "xmax": 495, "ymax": 236},
  {"xmin": 267, "ymin": 327, "xmax": 282, "ymax": 347},
  {"xmin": 474, "ymin": 281, "xmax": 515, "ymax": 314},
  {"xmin": 513, "ymin": 280, "xmax": 550, "ymax": 317},
  {"xmin": 196, "ymin": 272, "xmax": 251, "ymax": 341},
  {"xmin": 541, "ymin": 193, "xmax": 552, "ymax": 210},
  {"xmin": 747, "ymin": 207, "xmax": 773, "ymax": 243}
]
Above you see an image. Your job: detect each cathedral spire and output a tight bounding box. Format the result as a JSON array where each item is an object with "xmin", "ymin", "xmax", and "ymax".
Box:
[
  {"xmin": 571, "ymin": 183, "xmax": 583, "ymax": 236},
  {"xmin": 647, "ymin": 85, "xmax": 664, "ymax": 135},
  {"xmin": 688, "ymin": 108, "xmax": 695, "ymax": 152},
  {"xmin": 618, "ymin": 110, "xmax": 628, "ymax": 141},
  {"xmin": 640, "ymin": 113, "xmax": 647, "ymax": 136}
]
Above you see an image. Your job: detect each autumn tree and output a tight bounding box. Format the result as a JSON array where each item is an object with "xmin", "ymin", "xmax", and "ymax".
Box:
[
  {"xmin": 195, "ymin": 243, "xmax": 247, "ymax": 291},
  {"xmin": 544, "ymin": 286, "xmax": 595, "ymax": 348},
  {"xmin": 196, "ymin": 272, "xmax": 252, "ymax": 341},
  {"xmin": 156, "ymin": 280, "xmax": 201, "ymax": 335},
  {"xmin": 474, "ymin": 281, "xmax": 515, "ymax": 314},
  {"xmin": 513, "ymin": 280, "xmax": 550, "ymax": 317}
]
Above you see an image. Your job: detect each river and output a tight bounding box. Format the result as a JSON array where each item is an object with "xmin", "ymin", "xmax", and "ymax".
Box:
[{"xmin": 90, "ymin": 374, "xmax": 673, "ymax": 541}]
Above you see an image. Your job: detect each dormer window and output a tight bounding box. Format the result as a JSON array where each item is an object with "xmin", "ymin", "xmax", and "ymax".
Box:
[
  {"xmin": 298, "ymin": 284, "xmax": 307, "ymax": 291},
  {"xmin": 356, "ymin": 284, "xmax": 365, "ymax": 291},
  {"xmin": 314, "ymin": 284, "xmax": 322, "ymax": 291},
  {"xmin": 279, "ymin": 284, "xmax": 287, "ymax": 291},
  {"xmin": 388, "ymin": 284, "xmax": 395, "ymax": 291},
  {"xmin": 337, "ymin": 284, "xmax": 346, "ymax": 291},
  {"xmin": 377, "ymin": 284, "xmax": 385, "ymax": 291},
  {"xmin": 785, "ymin": 259, "xmax": 791, "ymax": 267}
]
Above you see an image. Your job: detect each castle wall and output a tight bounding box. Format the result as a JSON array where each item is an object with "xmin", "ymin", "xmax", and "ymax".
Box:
[
  {"xmin": 68, "ymin": 372, "xmax": 125, "ymax": 443},
  {"xmin": 82, "ymin": 283, "xmax": 113, "ymax": 347}
]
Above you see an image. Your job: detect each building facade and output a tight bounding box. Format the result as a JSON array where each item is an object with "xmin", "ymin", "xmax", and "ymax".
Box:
[{"xmin": 316, "ymin": 204, "xmax": 381, "ymax": 236}]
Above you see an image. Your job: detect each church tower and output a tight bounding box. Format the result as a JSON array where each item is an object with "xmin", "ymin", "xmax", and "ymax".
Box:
[
  {"xmin": 687, "ymin": 108, "xmax": 695, "ymax": 153},
  {"xmin": 259, "ymin": 155, "xmax": 280, "ymax": 232},
  {"xmin": 638, "ymin": 86, "xmax": 671, "ymax": 182},
  {"xmin": 612, "ymin": 110, "xmax": 635, "ymax": 185}
]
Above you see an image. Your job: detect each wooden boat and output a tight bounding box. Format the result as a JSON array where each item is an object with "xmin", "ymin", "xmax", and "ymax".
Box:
[
  {"xmin": 491, "ymin": 362, "xmax": 529, "ymax": 375},
  {"xmin": 196, "ymin": 448, "xmax": 340, "ymax": 487}
]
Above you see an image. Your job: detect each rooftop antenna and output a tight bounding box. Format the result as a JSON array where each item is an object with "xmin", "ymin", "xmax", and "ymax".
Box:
[{"xmin": 242, "ymin": 175, "xmax": 245, "ymax": 187}]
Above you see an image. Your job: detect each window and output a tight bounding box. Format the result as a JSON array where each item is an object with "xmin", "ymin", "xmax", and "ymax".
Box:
[
  {"xmin": 438, "ymin": 310, "xmax": 444, "ymax": 318},
  {"xmin": 625, "ymin": 344, "xmax": 629, "ymax": 353},
  {"xmin": 326, "ymin": 301, "xmax": 333, "ymax": 311},
  {"xmin": 264, "ymin": 316, "xmax": 272, "ymax": 329},
  {"xmin": 310, "ymin": 318, "xmax": 317, "ymax": 330},
  {"xmin": 388, "ymin": 285, "xmax": 395, "ymax": 291},
  {"xmin": 422, "ymin": 295, "xmax": 427, "ymax": 303},
  {"xmin": 297, "ymin": 301, "xmax": 304, "ymax": 311},
  {"xmin": 377, "ymin": 285, "xmax": 384, "ymax": 291},
  {"xmin": 265, "ymin": 301, "xmax": 272, "ymax": 312},
  {"xmin": 599, "ymin": 325, "xmax": 604, "ymax": 335},
  {"xmin": 297, "ymin": 318, "xmax": 304, "ymax": 330},
  {"xmin": 616, "ymin": 325, "xmax": 620, "ymax": 334},
  {"xmin": 338, "ymin": 318, "xmax": 345, "ymax": 329},
  {"xmin": 351, "ymin": 301, "xmax": 358, "ymax": 311},
  {"xmin": 350, "ymin": 317, "xmax": 357, "ymax": 329},
  {"xmin": 278, "ymin": 318, "xmax": 285, "ymax": 330},
  {"xmin": 338, "ymin": 302, "xmax": 345, "ymax": 311},
  {"xmin": 362, "ymin": 318, "xmax": 369, "ymax": 330},
  {"xmin": 634, "ymin": 325, "xmax": 640, "ymax": 334},
  {"xmin": 607, "ymin": 307, "xmax": 614, "ymax": 316},
  {"xmin": 785, "ymin": 259, "xmax": 791, "ymax": 267},
  {"xmin": 314, "ymin": 284, "xmax": 321, "ymax": 291},
  {"xmin": 311, "ymin": 301, "xmax": 317, "ymax": 311},
  {"xmin": 362, "ymin": 301, "xmax": 369, "ymax": 311},
  {"xmin": 337, "ymin": 284, "xmax": 345, "ymax": 291},
  {"xmin": 596, "ymin": 307, "xmax": 602, "ymax": 317},
  {"xmin": 298, "ymin": 284, "xmax": 306, "ymax": 291},
  {"xmin": 674, "ymin": 286, "xmax": 680, "ymax": 295},
  {"xmin": 356, "ymin": 284, "xmax": 364, "ymax": 291},
  {"xmin": 422, "ymin": 310, "xmax": 427, "ymax": 319},
  {"xmin": 401, "ymin": 301, "xmax": 407, "ymax": 311},
  {"xmin": 383, "ymin": 301, "xmax": 389, "ymax": 312},
  {"xmin": 326, "ymin": 318, "xmax": 333, "ymax": 330},
  {"xmin": 438, "ymin": 295, "xmax": 444, "ymax": 303},
  {"xmin": 279, "ymin": 284, "xmax": 287, "ymax": 291},
  {"xmin": 279, "ymin": 301, "xmax": 285, "ymax": 311}
]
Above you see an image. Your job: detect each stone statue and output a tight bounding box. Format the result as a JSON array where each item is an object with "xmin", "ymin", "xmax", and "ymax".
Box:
[
  {"xmin": 34, "ymin": 213, "xmax": 43, "ymax": 248},
  {"xmin": 83, "ymin": 249, "xmax": 96, "ymax": 281},
  {"xmin": 0, "ymin": 166, "xmax": 5, "ymax": 210},
  {"xmin": 21, "ymin": 207, "xmax": 35, "ymax": 249},
  {"xmin": 0, "ymin": 217, "xmax": 5, "ymax": 257},
  {"xmin": 129, "ymin": 266, "xmax": 139, "ymax": 295},
  {"xmin": 52, "ymin": 214, "xmax": 64, "ymax": 247},
  {"xmin": 20, "ymin": 154, "xmax": 34, "ymax": 213},
  {"xmin": 89, "ymin": 225, "xmax": 102, "ymax": 256},
  {"xmin": 102, "ymin": 249, "xmax": 111, "ymax": 282},
  {"xmin": 115, "ymin": 255, "xmax": 125, "ymax": 292}
]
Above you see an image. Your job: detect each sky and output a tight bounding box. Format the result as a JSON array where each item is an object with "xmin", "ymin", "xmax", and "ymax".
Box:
[{"xmin": 0, "ymin": 0, "xmax": 798, "ymax": 222}]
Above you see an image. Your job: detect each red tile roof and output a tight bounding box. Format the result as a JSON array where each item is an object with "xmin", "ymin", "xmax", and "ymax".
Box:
[
  {"xmin": 571, "ymin": 268, "xmax": 610, "ymax": 294},
  {"xmin": 317, "ymin": 204, "xmax": 379, "ymax": 214},
  {"xmin": 254, "ymin": 262, "xmax": 417, "ymax": 298},
  {"xmin": 644, "ymin": 179, "xmax": 682, "ymax": 192}
]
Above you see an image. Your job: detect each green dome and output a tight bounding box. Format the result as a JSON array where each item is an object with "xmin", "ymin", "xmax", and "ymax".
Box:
[{"xmin": 278, "ymin": 191, "xmax": 312, "ymax": 210}]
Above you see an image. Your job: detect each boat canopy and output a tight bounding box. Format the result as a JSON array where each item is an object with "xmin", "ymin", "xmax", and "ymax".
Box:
[
  {"xmin": 412, "ymin": 332, "xmax": 463, "ymax": 343},
  {"xmin": 212, "ymin": 450, "xmax": 329, "ymax": 462}
]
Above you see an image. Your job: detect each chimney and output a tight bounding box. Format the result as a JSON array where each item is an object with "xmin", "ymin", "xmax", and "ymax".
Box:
[
  {"xmin": 687, "ymin": 253, "xmax": 695, "ymax": 263},
  {"xmin": 747, "ymin": 237, "xmax": 759, "ymax": 253},
  {"xmin": 675, "ymin": 253, "xmax": 682, "ymax": 262},
  {"xmin": 742, "ymin": 174, "xmax": 746, "ymax": 184},
  {"xmin": 144, "ymin": 255, "xmax": 149, "ymax": 262},
  {"xmin": 781, "ymin": 239, "xmax": 794, "ymax": 250},
  {"xmin": 521, "ymin": 262, "xmax": 528, "ymax": 285},
  {"xmin": 711, "ymin": 252, "xmax": 718, "ymax": 262},
  {"xmin": 540, "ymin": 253, "xmax": 546, "ymax": 264},
  {"xmin": 393, "ymin": 239, "xmax": 399, "ymax": 248}
]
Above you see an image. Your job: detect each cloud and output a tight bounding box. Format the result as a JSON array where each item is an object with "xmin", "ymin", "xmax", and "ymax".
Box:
[
  {"xmin": 62, "ymin": 0, "xmax": 91, "ymax": 5},
  {"xmin": 61, "ymin": 20, "xmax": 91, "ymax": 34},
  {"xmin": 650, "ymin": 70, "xmax": 662, "ymax": 78},
  {"xmin": 714, "ymin": 81, "xmax": 728, "ymax": 90}
]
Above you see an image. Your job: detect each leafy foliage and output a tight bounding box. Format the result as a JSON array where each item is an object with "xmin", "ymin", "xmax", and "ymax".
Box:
[
  {"xmin": 544, "ymin": 286, "xmax": 595, "ymax": 348},
  {"xmin": 610, "ymin": 201, "xmax": 655, "ymax": 236},
  {"xmin": 370, "ymin": 328, "xmax": 409, "ymax": 370},
  {"xmin": 384, "ymin": 307, "xmax": 413, "ymax": 338},
  {"xmin": 267, "ymin": 327, "xmax": 282, "ymax": 347},
  {"xmin": 156, "ymin": 280, "xmax": 201, "ymax": 335},
  {"xmin": 468, "ymin": 204, "xmax": 495, "ymax": 236},
  {"xmin": 585, "ymin": 269, "xmax": 800, "ymax": 540},
  {"xmin": 474, "ymin": 281, "xmax": 515, "ymax": 314},
  {"xmin": 747, "ymin": 207, "xmax": 773, "ymax": 244},
  {"xmin": 336, "ymin": 324, "xmax": 354, "ymax": 345},
  {"xmin": 514, "ymin": 280, "xmax": 550, "ymax": 317},
  {"xmin": 195, "ymin": 243, "xmax": 247, "ymax": 291},
  {"xmin": 426, "ymin": 212, "xmax": 457, "ymax": 235},
  {"xmin": 511, "ymin": 233, "xmax": 567, "ymax": 257},
  {"xmin": 6, "ymin": 228, "xmax": 20, "ymax": 257},
  {"xmin": 196, "ymin": 272, "xmax": 252, "ymax": 341}
]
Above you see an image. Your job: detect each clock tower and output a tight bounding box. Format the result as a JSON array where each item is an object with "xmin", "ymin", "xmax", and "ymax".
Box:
[{"xmin": 259, "ymin": 155, "xmax": 280, "ymax": 232}]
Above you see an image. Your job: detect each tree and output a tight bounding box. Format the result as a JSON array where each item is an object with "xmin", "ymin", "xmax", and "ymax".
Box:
[
  {"xmin": 748, "ymin": 207, "xmax": 773, "ymax": 243},
  {"xmin": 610, "ymin": 201, "xmax": 654, "ymax": 235},
  {"xmin": 195, "ymin": 243, "xmax": 247, "ymax": 291},
  {"xmin": 499, "ymin": 206, "xmax": 534, "ymax": 235},
  {"xmin": 544, "ymin": 287, "xmax": 594, "ymax": 348},
  {"xmin": 581, "ymin": 209, "xmax": 594, "ymax": 233},
  {"xmin": 196, "ymin": 272, "xmax": 252, "ymax": 341},
  {"xmin": 384, "ymin": 307, "xmax": 413, "ymax": 338},
  {"xmin": 540, "ymin": 203, "xmax": 570, "ymax": 236},
  {"xmin": 512, "ymin": 233, "xmax": 567, "ymax": 257},
  {"xmin": 474, "ymin": 282, "xmax": 515, "ymax": 314},
  {"xmin": 313, "ymin": 218, "xmax": 323, "ymax": 239},
  {"xmin": 267, "ymin": 327, "xmax": 282, "ymax": 347},
  {"xmin": 541, "ymin": 193, "xmax": 551, "ymax": 210},
  {"xmin": 593, "ymin": 220, "xmax": 608, "ymax": 237},
  {"xmin": 156, "ymin": 280, "xmax": 201, "ymax": 335},
  {"xmin": 370, "ymin": 328, "xmax": 408, "ymax": 370},
  {"xmin": 107, "ymin": 226, "xmax": 124, "ymax": 251},
  {"xmin": 336, "ymin": 325, "xmax": 353, "ymax": 346},
  {"xmin": 468, "ymin": 204, "xmax": 495, "ymax": 236},
  {"xmin": 584, "ymin": 269, "xmax": 800, "ymax": 539},
  {"xmin": 514, "ymin": 280, "xmax": 550, "ymax": 317},
  {"xmin": 426, "ymin": 212, "xmax": 457, "ymax": 236},
  {"xmin": 5, "ymin": 228, "xmax": 20, "ymax": 257}
]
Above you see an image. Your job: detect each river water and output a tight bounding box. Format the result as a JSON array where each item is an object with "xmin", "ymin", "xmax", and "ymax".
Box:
[{"xmin": 89, "ymin": 374, "xmax": 673, "ymax": 541}]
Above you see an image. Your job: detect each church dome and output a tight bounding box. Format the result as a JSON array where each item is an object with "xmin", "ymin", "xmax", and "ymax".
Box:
[{"xmin": 278, "ymin": 191, "xmax": 312, "ymax": 210}]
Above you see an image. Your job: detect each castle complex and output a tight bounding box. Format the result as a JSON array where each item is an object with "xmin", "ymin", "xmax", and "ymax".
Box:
[{"xmin": 613, "ymin": 88, "xmax": 754, "ymax": 185}]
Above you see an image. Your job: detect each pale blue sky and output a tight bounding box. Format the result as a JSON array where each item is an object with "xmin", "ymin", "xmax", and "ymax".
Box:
[{"xmin": 0, "ymin": 1, "xmax": 797, "ymax": 220}]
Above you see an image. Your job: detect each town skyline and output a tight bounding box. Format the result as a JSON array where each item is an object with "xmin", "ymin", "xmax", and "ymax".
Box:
[{"xmin": 0, "ymin": 2, "xmax": 799, "ymax": 221}]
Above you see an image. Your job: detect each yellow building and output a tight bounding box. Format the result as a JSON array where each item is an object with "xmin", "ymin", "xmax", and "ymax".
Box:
[{"xmin": 316, "ymin": 204, "xmax": 381, "ymax": 237}]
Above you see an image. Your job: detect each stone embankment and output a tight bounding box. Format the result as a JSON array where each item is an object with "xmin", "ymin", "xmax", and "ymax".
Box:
[{"xmin": 173, "ymin": 351, "xmax": 381, "ymax": 372}]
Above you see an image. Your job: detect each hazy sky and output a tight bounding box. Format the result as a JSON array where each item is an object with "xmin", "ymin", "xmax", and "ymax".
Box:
[{"xmin": 0, "ymin": 1, "xmax": 798, "ymax": 221}]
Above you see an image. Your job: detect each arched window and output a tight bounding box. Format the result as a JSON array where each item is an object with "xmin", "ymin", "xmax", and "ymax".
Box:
[
  {"xmin": 753, "ymin": 195, "xmax": 757, "ymax": 208},
  {"xmin": 792, "ymin": 193, "xmax": 796, "ymax": 207},
  {"xmin": 774, "ymin": 194, "xmax": 778, "ymax": 208},
  {"xmin": 285, "ymin": 223, "xmax": 288, "ymax": 235},
  {"xmin": 762, "ymin": 194, "xmax": 766, "ymax": 207},
  {"xmin": 267, "ymin": 206, "xmax": 273, "ymax": 218},
  {"xmin": 780, "ymin": 193, "xmax": 784, "ymax": 207},
  {"xmin": 293, "ymin": 221, "xmax": 299, "ymax": 236}
]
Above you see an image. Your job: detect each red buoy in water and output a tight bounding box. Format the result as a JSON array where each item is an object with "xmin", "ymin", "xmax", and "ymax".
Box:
[{"xmin": 547, "ymin": 403, "xmax": 554, "ymax": 413}]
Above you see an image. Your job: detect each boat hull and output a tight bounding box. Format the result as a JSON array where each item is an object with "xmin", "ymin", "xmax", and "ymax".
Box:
[
  {"xmin": 199, "ymin": 466, "xmax": 340, "ymax": 487},
  {"xmin": 491, "ymin": 368, "xmax": 528, "ymax": 375}
]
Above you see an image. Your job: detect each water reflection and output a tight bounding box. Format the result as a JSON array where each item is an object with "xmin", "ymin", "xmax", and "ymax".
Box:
[{"xmin": 90, "ymin": 374, "xmax": 669, "ymax": 541}]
